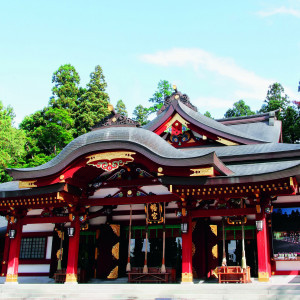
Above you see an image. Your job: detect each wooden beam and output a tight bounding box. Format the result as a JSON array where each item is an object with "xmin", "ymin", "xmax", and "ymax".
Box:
[
  {"xmin": 82, "ymin": 194, "xmax": 180, "ymax": 206},
  {"xmin": 191, "ymin": 207, "xmax": 256, "ymax": 218},
  {"xmin": 101, "ymin": 178, "xmax": 160, "ymax": 188},
  {"xmin": 23, "ymin": 216, "xmax": 69, "ymax": 225}
]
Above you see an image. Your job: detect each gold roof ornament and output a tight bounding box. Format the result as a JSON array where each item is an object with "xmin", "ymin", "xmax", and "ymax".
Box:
[{"xmin": 108, "ymin": 104, "xmax": 114, "ymax": 112}]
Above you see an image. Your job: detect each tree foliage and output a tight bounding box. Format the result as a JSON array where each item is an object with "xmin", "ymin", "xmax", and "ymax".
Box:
[
  {"xmin": 20, "ymin": 107, "xmax": 74, "ymax": 157},
  {"xmin": 0, "ymin": 101, "xmax": 26, "ymax": 182},
  {"xmin": 204, "ymin": 111, "xmax": 213, "ymax": 118},
  {"xmin": 49, "ymin": 64, "xmax": 80, "ymax": 111},
  {"xmin": 147, "ymin": 80, "xmax": 173, "ymax": 114},
  {"xmin": 259, "ymin": 83, "xmax": 300, "ymax": 143},
  {"xmin": 224, "ymin": 100, "xmax": 255, "ymax": 118},
  {"xmin": 259, "ymin": 83, "xmax": 289, "ymax": 113},
  {"xmin": 133, "ymin": 105, "xmax": 149, "ymax": 125},
  {"xmin": 74, "ymin": 65, "xmax": 110, "ymax": 136},
  {"xmin": 115, "ymin": 100, "xmax": 128, "ymax": 116}
]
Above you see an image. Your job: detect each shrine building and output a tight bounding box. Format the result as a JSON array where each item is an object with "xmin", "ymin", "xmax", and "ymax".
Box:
[{"xmin": 0, "ymin": 87, "xmax": 299, "ymax": 284}]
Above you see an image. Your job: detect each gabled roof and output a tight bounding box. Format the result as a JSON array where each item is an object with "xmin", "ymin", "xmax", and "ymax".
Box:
[
  {"xmin": 143, "ymin": 98, "xmax": 270, "ymax": 144},
  {"xmin": 7, "ymin": 127, "xmax": 233, "ymax": 180},
  {"xmin": 216, "ymin": 111, "xmax": 282, "ymax": 143}
]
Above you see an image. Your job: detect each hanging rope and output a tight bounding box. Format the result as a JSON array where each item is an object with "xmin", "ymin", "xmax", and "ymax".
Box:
[
  {"xmin": 241, "ymin": 222, "xmax": 246, "ymax": 269},
  {"xmin": 161, "ymin": 202, "xmax": 166, "ymax": 273},
  {"xmin": 222, "ymin": 217, "xmax": 227, "ymax": 266},
  {"xmin": 56, "ymin": 229, "xmax": 64, "ymax": 271},
  {"xmin": 143, "ymin": 204, "xmax": 149, "ymax": 274},
  {"xmin": 126, "ymin": 204, "xmax": 133, "ymax": 272},
  {"xmin": 241, "ymin": 199, "xmax": 247, "ymax": 269}
]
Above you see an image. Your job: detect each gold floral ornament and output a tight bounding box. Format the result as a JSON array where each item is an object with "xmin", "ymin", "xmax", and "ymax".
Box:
[
  {"xmin": 86, "ymin": 151, "xmax": 135, "ymax": 172},
  {"xmin": 112, "ymin": 242, "xmax": 119, "ymax": 260},
  {"xmin": 110, "ymin": 224, "xmax": 120, "ymax": 237},
  {"xmin": 107, "ymin": 266, "xmax": 118, "ymax": 279},
  {"xmin": 212, "ymin": 244, "xmax": 218, "ymax": 259},
  {"xmin": 192, "ymin": 242, "xmax": 196, "ymax": 256}
]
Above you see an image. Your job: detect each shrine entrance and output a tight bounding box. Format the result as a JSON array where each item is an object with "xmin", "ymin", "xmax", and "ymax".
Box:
[
  {"xmin": 217, "ymin": 225, "xmax": 258, "ymax": 277},
  {"xmin": 120, "ymin": 225, "xmax": 182, "ymax": 282}
]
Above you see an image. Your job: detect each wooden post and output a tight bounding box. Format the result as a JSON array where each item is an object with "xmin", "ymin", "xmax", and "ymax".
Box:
[
  {"xmin": 1, "ymin": 226, "xmax": 11, "ymax": 277},
  {"xmin": 5, "ymin": 219, "xmax": 23, "ymax": 283},
  {"xmin": 181, "ymin": 215, "xmax": 193, "ymax": 283},
  {"xmin": 222, "ymin": 217, "xmax": 227, "ymax": 266},
  {"xmin": 65, "ymin": 216, "xmax": 80, "ymax": 283},
  {"xmin": 256, "ymin": 213, "xmax": 270, "ymax": 282}
]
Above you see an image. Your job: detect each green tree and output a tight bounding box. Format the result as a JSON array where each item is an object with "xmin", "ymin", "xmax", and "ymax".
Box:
[
  {"xmin": 20, "ymin": 107, "xmax": 74, "ymax": 157},
  {"xmin": 259, "ymin": 83, "xmax": 300, "ymax": 143},
  {"xmin": 204, "ymin": 111, "xmax": 213, "ymax": 118},
  {"xmin": 49, "ymin": 64, "xmax": 80, "ymax": 111},
  {"xmin": 75, "ymin": 65, "xmax": 110, "ymax": 136},
  {"xmin": 115, "ymin": 100, "xmax": 128, "ymax": 117},
  {"xmin": 133, "ymin": 105, "xmax": 148, "ymax": 125},
  {"xmin": 224, "ymin": 100, "xmax": 255, "ymax": 118},
  {"xmin": 281, "ymin": 105, "xmax": 300, "ymax": 143},
  {"xmin": 0, "ymin": 101, "xmax": 26, "ymax": 182},
  {"xmin": 259, "ymin": 83, "xmax": 289, "ymax": 113},
  {"xmin": 148, "ymin": 80, "xmax": 173, "ymax": 114}
]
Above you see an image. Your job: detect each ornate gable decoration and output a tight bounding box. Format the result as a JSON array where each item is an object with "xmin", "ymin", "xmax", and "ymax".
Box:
[
  {"xmin": 158, "ymin": 87, "xmax": 198, "ymax": 115},
  {"xmin": 86, "ymin": 151, "xmax": 136, "ymax": 172},
  {"xmin": 92, "ymin": 104, "xmax": 140, "ymax": 130},
  {"xmin": 164, "ymin": 113, "xmax": 190, "ymax": 135}
]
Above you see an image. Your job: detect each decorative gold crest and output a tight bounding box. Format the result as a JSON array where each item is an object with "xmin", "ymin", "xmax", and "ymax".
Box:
[
  {"xmin": 190, "ymin": 167, "xmax": 214, "ymax": 177},
  {"xmin": 210, "ymin": 225, "xmax": 217, "ymax": 236},
  {"xmin": 212, "ymin": 244, "xmax": 218, "ymax": 259},
  {"xmin": 192, "ymin": 242, "xmax": 196, "ymax": 256},
  {"xmin": 165, "ymin": 113, "xmax": 189, "ymax": 129},
  {"xmin": 19, "ymin": 180, "xmax": 37, "ymax": 188},
  {"xmin": 216, "ymin": 137, "xmax": 238, "ymax": 146},
  {"xmin": 110, "ymin": 224, "xmax": 120, "ymax": 237},
  {"xmin": 112, "ymin": 242, "xmax": 119, "ymax": 260},
  {"xmin": 107, "ymin": 266, "xmax": 118, "ymax": 279},
  {"xmin": 86, "ymin": 151, "xmax": 135, "ymax": 172}
]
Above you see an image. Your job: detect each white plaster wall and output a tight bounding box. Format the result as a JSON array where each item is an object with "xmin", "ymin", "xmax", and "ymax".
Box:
[
  {"xmin": 18, "ymin": 264, "xmax": 50, "ymax": 273},
  {"xmin": 89, "ymin": 216, "xmax": 106, "ymax": 225},
  {"xmin": 141, "ymin": 185, "xmax": 169, "ymax": 195},
  {"xmin": 22, "ymin": 223, "xmax": 54, "ymax": 233},
  {"xmin": 46, "ymin": 236, "xmax": 53, "ymax": 259},
  {"xmin": 27, "ymin": 209, "xmax": 43, "ymax": 216},
  {"xmin": 276, "ymin": 261, "xmax": 300, "ymax": 271},
  {"xmin": 90, "ymin": 188, "xmax": 120, "ymax": 198},
  {"xmin": 89, "ymin": 206, "xmax": 103, "ymax": 212},
  {"xmin": 276, "ymin": 195, "xmax": 300, "ymax": 203}
]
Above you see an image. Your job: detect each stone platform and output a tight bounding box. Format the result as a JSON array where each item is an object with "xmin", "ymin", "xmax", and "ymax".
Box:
[{"xmin": 0, "ymin": 276, "xmax": 299, "ymax": 299}]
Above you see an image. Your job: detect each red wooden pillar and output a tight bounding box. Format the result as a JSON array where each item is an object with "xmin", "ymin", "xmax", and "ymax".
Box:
[
  {"xmin": 5, "ymin": 220, "xmax": 23, "ymax": 283},
  {"xmin": 181, "ymin": 215, "xmax": 193, "ymax": 283},
  {"xmin": 256, "ymin": 213, "xmax": 270, "ymax": 282},
  {"xmin": 1, "ymin": 226, "xmax": 11, "ymax": 277},
  {"xmin": 65, "ymin": 216, "xmax": 80, "ymax": 283}
]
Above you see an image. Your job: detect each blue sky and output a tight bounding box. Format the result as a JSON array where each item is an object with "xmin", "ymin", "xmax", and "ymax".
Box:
[{"xmin": 0, "ymin": 0, "xmax": 299, "ymax": 125}]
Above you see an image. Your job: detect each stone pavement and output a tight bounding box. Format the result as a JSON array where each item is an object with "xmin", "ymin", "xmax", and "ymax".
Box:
[{"xmin": 0, "ymin": 276, "xmax": 299, "ymax": 300}]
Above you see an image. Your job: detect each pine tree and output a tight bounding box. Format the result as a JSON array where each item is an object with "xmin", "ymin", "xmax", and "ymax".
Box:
[
  {"xmin": 49, "ymin": 64, "xmax": 80, "ymax": 112},
  {"xmin": 133, "ymin": 105, "xmax": 148, "ymax": 125},
  {"xmin": 115, "ymin": 100, "xmax": 128, "ymax": 117},
  {"xmin": 75, "ymin": 65, "xmax": 110, "ymax": 136},
  {"xmin": 147, "ymin": 80, "xmax": 173, "ymax": 114},
  {"xmin": 0, "ymin": 101, "xmax": 26, "ymax": 182}
]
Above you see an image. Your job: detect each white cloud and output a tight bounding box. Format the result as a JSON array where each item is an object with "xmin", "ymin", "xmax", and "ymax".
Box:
[
  {"xmin": 257, "ymin": 6, "xmax": 300, "ymax": 18},
  {"xmin": 140, "ymin": 48, "xmax": 274, "ymax": 100},
  {"xmin": 194, "ymin": 97, "xmax": 234, "ymax": 109}
]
